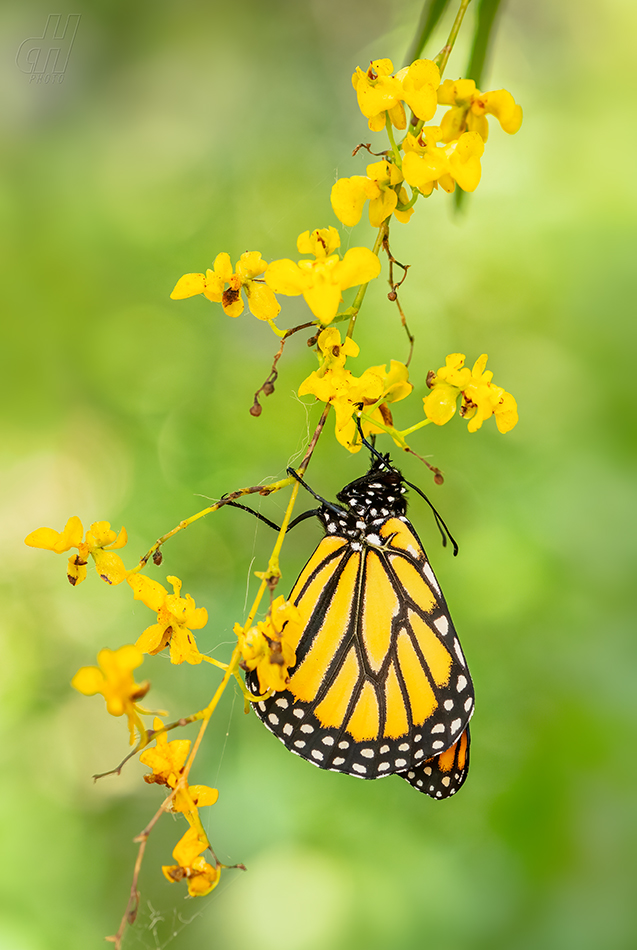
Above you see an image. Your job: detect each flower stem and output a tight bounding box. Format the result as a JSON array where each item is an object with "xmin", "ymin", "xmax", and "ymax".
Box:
[
  {"xmin": 404, "ymin": 0, "xmax": 452, "ymax": 66},
  {"xmin": 435, "ymin": 0, "xmax": 473, "ymax": 78},
  {"xmin": 346, "ymin": 222, "xmax": 387, "ymax": 340},
  {"xmin": 385, "ymin": 114, "xmax": 402, "ymax": 166},
  {"xmin": 400, "ymin": 418, "xmax": 433, "ymax": 437}
]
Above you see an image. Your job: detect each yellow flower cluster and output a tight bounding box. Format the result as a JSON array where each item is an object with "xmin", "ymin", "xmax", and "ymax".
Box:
[
  {"xmin": 236, "ymin": 595, "xmax": 300, "ymax": 693},
  {"xmin": 298, "ymin": 328, "xmax": 412, "ymax": 452},
  {"xmin": 141, "ymin": 717, "xmax": 222, "ymax": 897},
  {"xmin": 171, "ymin": 227, "xmax": 380, "ymax": 328},
  {"xmin": 331, "ymin": 58, "xmax": 522, "ymax": 222},
  {"xmin": 424, "ymin": 353, "xmax": 518, "ymax": 433}
]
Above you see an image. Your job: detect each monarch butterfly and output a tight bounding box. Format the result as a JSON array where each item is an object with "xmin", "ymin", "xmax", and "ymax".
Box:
[{"xmin": 243, "ymin": 452, "xmax": 474, "ymax": 800}]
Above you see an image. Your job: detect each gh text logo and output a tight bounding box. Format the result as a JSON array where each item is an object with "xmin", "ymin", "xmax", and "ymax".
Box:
[{"xmin": 16, "ymin": 14, "xmax": 80, "ymax": 83}]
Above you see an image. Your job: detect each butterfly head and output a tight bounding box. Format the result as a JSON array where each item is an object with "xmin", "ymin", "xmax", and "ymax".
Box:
[{"xmin": 335, "ymin": 453, "xmax": 407, "ymax": 521}]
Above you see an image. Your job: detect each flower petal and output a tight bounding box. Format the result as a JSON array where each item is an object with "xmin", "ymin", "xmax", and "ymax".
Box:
[{"xmin": 170, "ymin": 274, "xmax": 207, "ymax": 299}]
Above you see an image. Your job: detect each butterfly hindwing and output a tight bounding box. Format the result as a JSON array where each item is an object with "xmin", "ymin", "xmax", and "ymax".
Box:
[
  {"xmin": 398, "ymin": 725, "xmax": 471, "ymax": 799},
  {"xmin": 247, "ymin": 456, "xmax": 474, "ymax": 795}
]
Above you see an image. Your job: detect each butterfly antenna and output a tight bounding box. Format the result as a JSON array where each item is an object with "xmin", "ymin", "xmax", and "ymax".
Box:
[
  {"xmin": 286, "ymin": 468, "xmax": 342, "ymax": 515},
  {"xmin": 353, "ymin": 407, "xmax": 392, "ymax": 470},
  {"xmin": 403, "ymin": 479, "xmax": 459, "ymax": 556},
  {"xmin": 352, "ymin": 408, "xmax": 458, "ymax": 555}
]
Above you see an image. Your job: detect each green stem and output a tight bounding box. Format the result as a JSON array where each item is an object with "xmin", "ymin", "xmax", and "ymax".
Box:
[
  {"xmin": 385, "ymin": 114, "xmax": 402, "ymax": 166},
  {"xmin": 435, "ymin": 0, "xmax": 473, "ymax": 77},
  {"xmin": 396, "ymin": 187, "xmax": 419, "ymax": 212},
  {"xmin": 400, "ymin": 418, "xmax": 433, "ymax": 437},
  {"xmin": 404, "ymin": 0, "xmax": 452, "ymax": 66},
  {"xmin": 346, "ymin": 222, "xmax": 387, "ymax": 340}
]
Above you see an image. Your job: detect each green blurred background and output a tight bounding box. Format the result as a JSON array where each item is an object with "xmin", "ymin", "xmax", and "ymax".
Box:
[{"xmin": 1, "ymin": 0, "xmax": 636, "ymax": 947}]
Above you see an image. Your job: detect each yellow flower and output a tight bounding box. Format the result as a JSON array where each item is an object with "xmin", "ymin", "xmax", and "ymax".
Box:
[
  {"xmin": 312, "ymin": 325, "xmax": 361, "ymax": 373},
  {"xmin": 402, "ymin": 127, "xmax": 485, "ymax": 195},
  {"xmin": 162, "ymin": 826, "xmax": 220, "ymax": 898},
  {"xmin": 265, "ymin": 227, "xmax": 381, "ymax": 325},
  {"xmin": 437, "ymin": 79, "xmax": 522, "ymax": 143},
  {"xmin": 351, "ymin": 58, "xmax": 406, "ymax": 131},
  {"xmin": 396, "ymin": 58, "xmax": 441, "ymax": 123},
  {"xmin": 71, "ymin": 645, "xmax": 149, "ymax": 744},
  {"xmin": 423, "ymin": 353, "xmax": 518, "ymax": 433},
  {"xmin": 237, "ymin": 595, "xmax": 300, "ymax": 693},
  {"xmin": 172, "ymin": 782, "xmax": 219, "ymax": 815},
  {"xmin": 25, "ymin": 517, "xmax": 128, "ymax": 586},
  {"xmin": 331, "ymin": 160, "xmax": 413, "ymax": 228},
  {"xmin": 127, "ymin": 574, "xmax": 208, "ymax": 665},
  {"xmin": 170, "ymin": 251, "xmax": 281, "ymax": 322},
  {"xmin": 140, "ymin": 717, "xmax": 191, "ymax": 787},
  {"xmin": 298, "ymin": 330, "xmax": 412, "ymax": 452},
  {"xmin": 351, "ymin": 58, "xmax": 440, "ymax": 132}
]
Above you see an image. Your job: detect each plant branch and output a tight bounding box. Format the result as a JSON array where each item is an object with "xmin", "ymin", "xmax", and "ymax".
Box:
[
  {"xmin": 250, "ymin": 321, "xmax": 315, "ymax": 417},
  {"xmin": 435, "ymin": 0, "xmax": 473, "ymax": 77}
]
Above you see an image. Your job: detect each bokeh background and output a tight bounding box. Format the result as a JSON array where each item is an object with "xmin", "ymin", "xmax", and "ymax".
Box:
[{"xmin": 1, "ymin": 0, "xmax": 636, "ymax": 947}]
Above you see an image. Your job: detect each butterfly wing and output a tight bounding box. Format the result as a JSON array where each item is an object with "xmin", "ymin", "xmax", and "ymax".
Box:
[
  {"xmin": 247, "ymin": 513, "xmax": 474, "ymax": 781},
  {"xmin": 398, "ymin": 724, "xmax": 471, "ymax": 799}
]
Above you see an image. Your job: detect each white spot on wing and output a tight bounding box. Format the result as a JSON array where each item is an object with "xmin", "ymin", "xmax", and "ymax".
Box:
[
  {"xmin": 395, "ymin": 758, "xmax": 407, "ymax": 768},
  {"xmin": 431, "ymin": 724, "xmax": 445, "ymax": 734},
  {"xmin": 300, "ymin": 724, "xmax": 314, "ymax": 734},
  {"xmin": 275, "ymin": 698, "xmax": 289, "ymax": 709},
  {"xmin": 432, "ymin": 740, "xmax": 444, "ymax": 750},
  {"xmin": 434, "ymin": 615, "xmax": 449, "ymax": 636},
  {"xmin": 456, "ymin": 675, "xmax": 467, "ymax": 692},
  {"xmin": 423, "ymin": 561, "xmax": 440, "ymax": 593},
  {"xmin": 293, "ymin": 708, "xmax": 305, "ymax": 718},
  {"xmin": 444, "ymin": 699, "xmax": 454, "ymax": 711},
  {"xmin": 333, "ymin": 757, "xmax": 345, "ymax": 766},
  {"xmin": 311, "ymin": 750, "xmax": 324, "ymax": 761},
  {"xmin": 283, "ymin": 724, "xmax": 293, "ymax": 736},
  {"xmin": 268, "ymin": 714, "xmax": 279, "ymax": 725},
  {"xmin": 451, "ymin": 718, "xmax": 462, "ymax": 734},
  {"xmin": 322, "ymin": 736, "xmax": 335, "ymax": 746},
  {"xmin": 454, "ymin": 638, "xmax": 466, "ymax": 666},
  {"xmin": 352, "ymin": 763, "xmax": 367, "ymax": 774},
  {"xmin": 360, "ymin": 749, "xmax": 374, "ymax": 759}
]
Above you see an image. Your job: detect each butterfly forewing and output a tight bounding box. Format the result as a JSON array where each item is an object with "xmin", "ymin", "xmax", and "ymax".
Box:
[{"xmin": 247, "ymin": 457, "xmax": 474, "ymax": 795}]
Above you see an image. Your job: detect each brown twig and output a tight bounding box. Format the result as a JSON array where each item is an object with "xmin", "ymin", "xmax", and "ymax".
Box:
[
  {"xmin": 250, "ymin": 322, "xmax": 315, "ymax": 417},
  {"xmin": 93, "ymin": 717, "xmax": 196, "ymax": 781},
  {"xmin": 298, "ymin": 404, "xmax": 330, "ymax": 473},
  {"xmin": 105, "ymin": 788, "xmax": 178, "ymax": 948},
  {"xmin": 107, "ymin": 406, "xmax": 331, "ymax": 947},
  {"xmin": 404, "ymin": 444, "xmax": 444, "ymax": 484},
  {"xmin": 352, "ymin": 143, "xmax": 389, "ymax": 158},
  {"xmin": 382, "ymin": 231, "xmax": 415, "ymax": 366}
]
